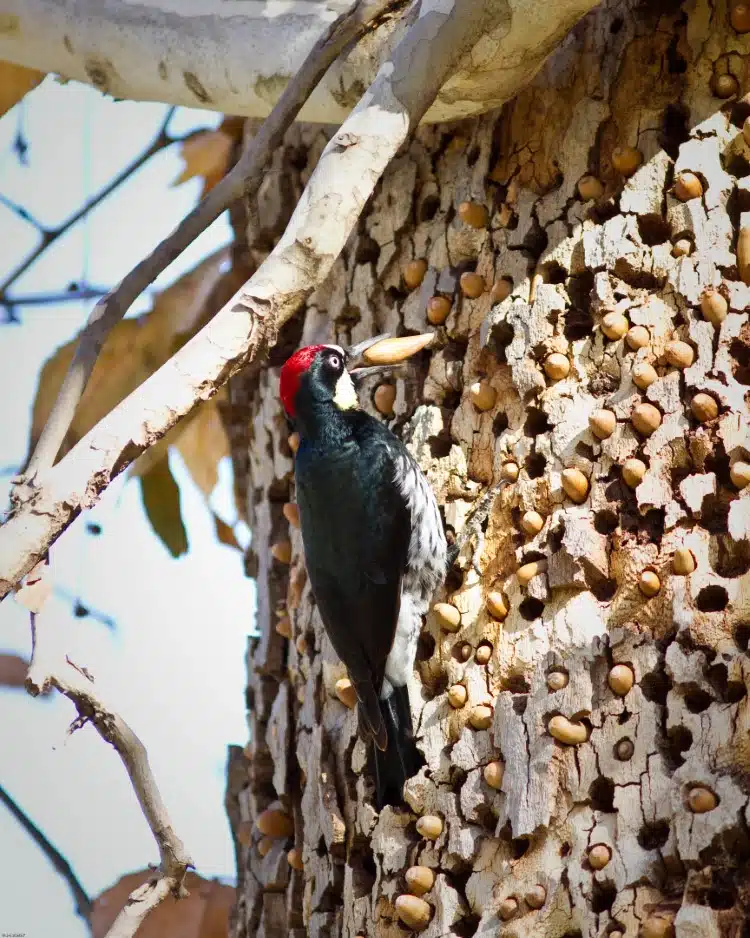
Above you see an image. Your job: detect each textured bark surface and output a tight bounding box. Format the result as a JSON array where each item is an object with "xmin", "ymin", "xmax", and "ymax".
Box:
[{"xmin": 229, "ymin": 2, "xmax": 750, "ymax": 936}]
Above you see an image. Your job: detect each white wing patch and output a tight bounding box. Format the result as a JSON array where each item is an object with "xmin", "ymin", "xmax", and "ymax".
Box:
[{"xmin": 383, "ymin": 449, "xmax": 447, "ymax": 697}]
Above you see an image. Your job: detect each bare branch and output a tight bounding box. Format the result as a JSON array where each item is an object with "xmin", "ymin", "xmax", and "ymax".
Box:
[
  {"xmin": 18, "ymin": 0, "xmax": 408, "ymax": 485},
  {"xmin": 0, "ymin": 107, "xmax": 177, "ymax": 305},
  {"xmin": 0, "ymin": 781, "xmax": 92, "ymax": 921},
  {"xmin": 24, "ymin": 601, "xmax": 192, "ymax": 938},
  {"xmin": 0, "ymin": 0, "xmax": 516, "ymax": 600}
]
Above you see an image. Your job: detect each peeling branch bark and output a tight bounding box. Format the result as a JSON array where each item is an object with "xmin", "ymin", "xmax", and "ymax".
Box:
[{"xmin": 0, "ymin": 0, "xmax": 510, "ymax": 600}]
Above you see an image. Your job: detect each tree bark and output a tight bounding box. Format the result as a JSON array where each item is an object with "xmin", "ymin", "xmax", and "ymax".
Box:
[
  {"xmin": 0, "ymin": 0, "xmax": 597, "ymax": 124},
  {"xmin": 229, "ymin": 0, "xmax": 750, "ymax": 935}
]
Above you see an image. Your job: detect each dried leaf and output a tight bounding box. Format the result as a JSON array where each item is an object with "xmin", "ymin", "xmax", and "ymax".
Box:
[
  {"xmin": 139, "ymin": 458, "xmax": 188, "ymax": 558},
  {"xmin": 173, "ymin": 398, "xmax": 230, "ymax": 498},
  {"xmin": 0, "ymin": 62, "xmax": 45, "ymax": 117},
  {"xmin": 213, "ymin": 514, "xmax": 240, "ymax": 550},
  {"xmin": 90, "ymin": 870, "xmax": 235, "ymax": 938},
  {"xmin": 173, "ymin": 129, "xmax": 234, "ymax": 194},
  {"xmin": 0, "ymin": 653, "xmax": 29, "ymax": 688}
]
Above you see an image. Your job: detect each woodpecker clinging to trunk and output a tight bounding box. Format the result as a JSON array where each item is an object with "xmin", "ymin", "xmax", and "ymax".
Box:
[{"xmin": 279, "ymin": 337, "xmax": 447, "ymax": 809}]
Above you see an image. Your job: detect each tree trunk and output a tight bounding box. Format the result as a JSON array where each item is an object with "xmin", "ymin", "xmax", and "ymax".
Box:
[{"xmin": 228, "ymin": 2, "xmax": 750, "ymax": 936}]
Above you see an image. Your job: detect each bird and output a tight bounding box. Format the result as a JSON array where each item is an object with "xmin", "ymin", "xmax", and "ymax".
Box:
[{"xmin": 279, "ymin": 338, "xmax": 447, "ymax": 809}]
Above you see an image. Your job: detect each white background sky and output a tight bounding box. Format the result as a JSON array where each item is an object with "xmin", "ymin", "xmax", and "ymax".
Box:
[{"xmin": 0, "ymin": 79, "xmax": 254, "ymax": 936}]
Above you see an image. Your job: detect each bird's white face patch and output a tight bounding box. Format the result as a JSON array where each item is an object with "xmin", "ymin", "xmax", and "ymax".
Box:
[{"xmin": 333, "ymin": 368, "xmax": 359, "ymax": 411}]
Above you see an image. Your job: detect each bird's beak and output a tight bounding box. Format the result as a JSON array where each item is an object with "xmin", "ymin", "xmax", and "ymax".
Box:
[{"xmin": 346, "ymin": 333, "xmax": 435, "ymax": 384}]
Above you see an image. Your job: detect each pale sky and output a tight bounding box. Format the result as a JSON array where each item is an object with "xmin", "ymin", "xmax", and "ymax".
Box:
[{"xmin": 0, "ymin": 79, "xmax": 254, "ymax": 936}]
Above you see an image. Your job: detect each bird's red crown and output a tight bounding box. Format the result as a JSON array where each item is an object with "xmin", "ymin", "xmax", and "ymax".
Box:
[{"xmin": 280, "ymin": 345, "xmax": 326, "ymax": 417}]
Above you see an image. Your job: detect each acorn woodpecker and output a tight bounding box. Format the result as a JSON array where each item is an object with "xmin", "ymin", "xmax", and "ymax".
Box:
[{"xmin": 280, "ymin": 339, "xmax": 447, "ymax": 809}]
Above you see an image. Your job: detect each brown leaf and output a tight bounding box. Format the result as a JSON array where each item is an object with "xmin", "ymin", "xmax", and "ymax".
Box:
[
  {"xmin": 0, "ymin": 653, "xmax": 29, "ymax": 688},
  {"xmin": 172, "ymin": 129, "xmax": 234, "ymax": 194},
  {"xmin": 213, "ymin": 514, "xmax": 240, "ymax": 550},
  {"xmin": 173, "ymin": 397, "xmax": 230, "ymax": 498},
  {"xmin": 0, "ymin": 62, "xmax": 45, "ymax": 118},
  {"xmin": 139, "ymin": 458, "xmax": 188, "ymax": 558},
  {"xmin": 90, "ymin": 870, "xmax": 235, "ymax": 938}
]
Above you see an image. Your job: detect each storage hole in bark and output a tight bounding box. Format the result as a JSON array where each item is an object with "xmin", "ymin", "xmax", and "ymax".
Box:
[
  {"xmin": 660, "ymin": 103, "xmax": 690, "ymax": 157},
  {"xmin": 519, "ymin": 597, "xmax": 545, "ymax": 621},
  {"xmin": 589, "ymin": 575, "xmax": 618, "ymax": 602},
  {"xmin": 637, "ymin": 214, "xmax": 672, "ymax": 246},
  {"xmin": 730, "ymin": 334, "xmax": 750, "ymax": 385},
  {"xmin": 710, "ymin": 535, "xmax": 750, "ymax": 578},
  {"xmin": 594, "ymin": 510, "xmax": 619, "ymax": 535},
  {"xmin": 511, "ymin": 837, "xmax": 530, "ymax": 859},
  {"xmin": 683, "ymin": 685, "xmax": 713, "ymax": 713},
  {"xmin": 417, "ymin": 632, "xmax": 436, "ymax": 662},
  {"xmin": 695, "ymin": 585, "xmax": 729, "ymax": 612},
  {"xmin": 637, "ymin": 819, "xmax": 670, "ymax": 850},
  {"xmin": 641, "ymin": 669, "xmax": 672, "ymax": 705},
  {"xmin": 708, "ymin": 663, "xmax": 747, "ymax": 703},
  {"xmin": 665, "ymin": 725, "xmax": 692, "ymax": 768},
  {"xmin": 735, "ymin": 621, "xmax": 750, "ymax": 651},
  {"xmin": 419, "ymin": 194, "xmax": 440, "ymax": 222},
  {"xmin": 589, "ymin": 776, "xmax": 615, "ymax": 812},
  {"xmin": 493, "ymin": 412, "xmax": 509, "ymax": 435},
  {"xmin": 591, "ymin": 880, "xmax": 617, "ymax": 914},
  {"xmin": 525, "ymin": 452, "xmax": 547, "ymax": 479},
  {"xmin": 524, "ymin": 408, "xmax": 551, "ymax": 436},
  {"xmin": 487, "ymin": 320, "xmax": 514, "ymax": 362},
  {"xmin": 428, "ymin": 430, "xmax": 453, "ymax": 459}
]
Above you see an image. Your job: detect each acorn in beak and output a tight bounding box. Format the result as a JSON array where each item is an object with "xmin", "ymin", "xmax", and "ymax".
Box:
[{"xmin": 346, "ymin": 333, "xmax": 435, "ymax": 385}]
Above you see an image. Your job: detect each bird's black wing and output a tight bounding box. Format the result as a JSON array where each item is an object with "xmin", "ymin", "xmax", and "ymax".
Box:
[{"xmin": 294, "ymin": 416, "xmax": 410, "ymax": 747}]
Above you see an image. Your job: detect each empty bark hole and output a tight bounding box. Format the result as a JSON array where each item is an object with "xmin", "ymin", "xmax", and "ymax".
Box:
[
  {"xmin": 637, "ymin": 820, "xmax": 670, "ymax": 850},
  {"xmin": 695, "ymin": 585, "xmax": 729, "ymax": 612},
  {"xmin": 589, "ymin": 776, "xmax": 615, "ymax": 812},
  {"xmin": 665, "ymin": 725, "xmax": 693, "ymax": 769},
  {"xmin": 591, "ymin": 880, "xmax": 617, "ymax": 914},
  {"xmin": 683, "ymin": 685, "xmax": 713, "ymax": 713},
  {"xmin": 524, "ymin": 408, "xmax": 551, "ymax": 436},
  {"xmin": 525, "ymin": 452, "xmax": 547, "ymax": 478},
  {"xmin": 519, "ymin": 597, "xmax": 544, "ymax": 621}
]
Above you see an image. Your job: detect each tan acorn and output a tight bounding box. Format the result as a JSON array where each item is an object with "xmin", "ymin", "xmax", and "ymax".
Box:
[
  {"xmin": 498, "ymin": 897, "xmax": 518, "ymax": 921},
  {"xmin": 458, "ymin": 201, "xmax": 489, "ymax": 229},
  {"xmin": 577, "ymin": 175, "xmax": 604, "ymax": 200},
  {"xmin": 501, "ymin": 461, "xmax": 519, "ymax": 482},
  {"xmin": 287, "ymin": 847, "xmax": 304, "ymax": 870},
  {"xmin": 394, "ymin": 895, "xmax": 433, "ymax": 930},
  {"xmin": 732, "ymin": 2, "xmax": 750, "ymax": 32},
  {"xmin": 690, "ymin": 393, "xmax": 718, "ymax": 422},
  {"xmin": 615, "ymin": 738, "xmax": 635, "ymax": 761},
  {"xmin": 713, "ymin": 73, "xmax": 739, "ymax": 98},
  {"xmin": 664, "ymin": 340, "xmax": 694, "ymax": 369},
  {"xmin": 639, "ymin": 570, "xmax": 661, "ymax": 597},
  {"xmin": 517, "ymin": 559, "xmax": 548, "ymax": 586},
  {"xmin": 447, "ymin": 684, "xmax": 467, "ymax": 708},
  {"xmin": 521, "ymin": 510, "xmax": 545, "ymax": 535},
  {"xmin": 632, "ymin": 361, "xmax": 658, "ymax": 389},
  {"xmin": 622, "ymin": 458, "xmax": 647, "ymax": 489},
  {"xmin": 671, "ymin": 238, "xmax": 692, "ymax": 257},
  {"xmin": 374, "ymin": 383, "xmax": 396, "ymax": 416},
  {"xmin": 611, "ymin": 145, "xmax": 642, "ymax": 176},
  {"xmin": 457, "ymin": 642, "xmax": 472, "ymax": 662},
  {"xmin": 687, "ymin": 786, "xmax": 717, "ymax": 813},
  {"xmin": 475, "ymin": 643, "xmax": 492, "ymax": 665},
  {"xmin": 631, "ymin": 403, "xmax": 662, "ymax": 436},
  {"xmin": 738, "ymin": 226, "xmax": 750, "ymax": 284},
  {"xmin": 433, "ymin": 602, "xmax": 461, "ymax": 632},
  {"xmin": 589, "ymin": 409, "xmax": 616, "ymax": 439},
  {"xmin": 483, "ymin": 761, "xmax": 505, "ymax": 790},
  {"xmin": 608, "ymin": 664, "xmax": 635, "ymax": 695},
  {"xmin": 335, "ymin": 677, "xmax": 357, "ymax": 709},
  {"xmin": 601, "ymin": 311, "xmax": 629, "ymax": 340},
  {"xmin": 544, "ymin": 353, "xmax": 570, "ymax": 380},
  {"xmin": 642, "ymin": 916, "xmax": 675, "ymax": 938},
  {"xmin": 673, "ymin": 171, "xmax": 703, "ymax": 201},
  {"xmin": 283, "ymin": 502, "xmax": 300, "ymax": 528},
  {"xmin": 673, "ymin": 547, "xmax": 696, "ymax": 575},
  {"xmin": 547, "ymin": 670, "xmax": 569, "ymax": 692},
  {"xmin": 700, "ymin": 288, "xmax": 728, "ymax": 326},
  {"xmin": 548, "ymin": 715, "xmax": 588, "ymax": 745},
  {"xmin": 275, "ymin": 615, "xmax": 292, "ymax": 639},
  {"xmin": 271, "ymin": 540, "xmax": 292, "ymax": 564},
  {"xmin": 730, "ymin": 461, "xmax": 750, "ymax": 489},
  {"xmin": 405, "ymin": 866, "xmax": 435, "ymax": 897},
  {"xmin": 256, "ymin": 807, "xmax": 294, "ymax": 839},
  {"xmin": 427, "ymin": 295, "xmax": 452, "ymax": 325},
  {"xmin": 626, "ymin": 325, "xmax": 650, "ymax": 350},
  {"xmin": 460, "ymin": 272, "xmax": 486, "ymax": 298},
  {"xmin": 562, "ymin": 468, "xmax": 590, "ymax": 503},
  {"xmin": 469, "ymin": 381, "xmax": 497, "ymax": 411},
  {"xmin": 404, "ymin": 259, "xmax": 428, "ymax": 290},
  {"xmin": 469, "ymin": 704, "xmax": 493, "ymax": 730},
  {"xmin": 296, "ymin": 634, "xmax": 307, "ymax": 655},
  {"xmin": 490, "ymin": 278, "xmax": 512, "ymax": 303},
  {"xmin": 487, "ymin": 591, "xmax": 509, "ymax": 620},
  {"xmin": 288, "ymin": 431, "xmax": 300, "ymax": 454},
  {"xmin": 363, "ymin": 333, "xmax": 434, "ymax": 366},
  {"xmin": 588, "ymin": 844, "xmax": 611, "ymax": 870},
  {"xmin": 525, "ymin": 885, "xmax": 547, "ymax": 910},
  {"xmin": 416, "ymin": 815, "xmax": 443, "ymax": 840}
]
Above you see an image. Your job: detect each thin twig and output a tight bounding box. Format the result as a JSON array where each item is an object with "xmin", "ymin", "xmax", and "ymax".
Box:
[
  {"xmin": 0, "ymin": 107, "xmax": 177, "ymax": 304},
  {"xmin": 25, "ymin": 603, "xmax": 192, "ymax": 938},
  {"xmin": 0, "ymin": 781, "xmax": 92, "ymax": 921},
  {"xmin": 17, "ymin": 0, "xmax": 408, "ymax": 486},
  {"xmin": 1, "ymin": 285, "xmax": 125, "ymax": 310}
]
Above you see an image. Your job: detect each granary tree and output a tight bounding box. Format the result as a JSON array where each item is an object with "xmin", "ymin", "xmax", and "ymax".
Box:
[{"xmin": 1, "ymin": 0, "xmax": 750, "ymax": 936}]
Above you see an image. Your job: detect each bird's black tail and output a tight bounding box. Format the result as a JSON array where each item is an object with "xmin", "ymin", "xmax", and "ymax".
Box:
[{"xmin": 373, "ymin": 685, "xmax": 423, "ymax": 810}]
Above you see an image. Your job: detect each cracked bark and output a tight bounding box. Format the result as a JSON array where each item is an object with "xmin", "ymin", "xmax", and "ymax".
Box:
[{"xmin": 229, "ymin": 2, "xmax": 750, "ymax": 936}]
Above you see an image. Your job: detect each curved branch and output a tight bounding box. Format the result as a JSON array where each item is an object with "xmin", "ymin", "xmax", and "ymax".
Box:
[
  {"xmin": 18, "ymin": 0, "xmax": 407, "ymax": 484},
  {"xmin": 0, "ymin": 781, "xmax": 92, "ymax": 921},
  {"xmin": 0, "ymin": 0, "xmax": 599, "ymax": 124}
]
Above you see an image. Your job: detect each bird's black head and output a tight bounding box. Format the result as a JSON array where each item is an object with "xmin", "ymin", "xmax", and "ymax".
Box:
[{"xmin": 280, "ymin": 344, "xmax": 358, "ymax": 422}]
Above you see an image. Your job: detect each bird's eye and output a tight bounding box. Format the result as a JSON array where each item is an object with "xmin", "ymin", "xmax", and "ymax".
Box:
[{"xmin": 329, "ymin": 355, "xmax": 341, "ymax": 369}]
